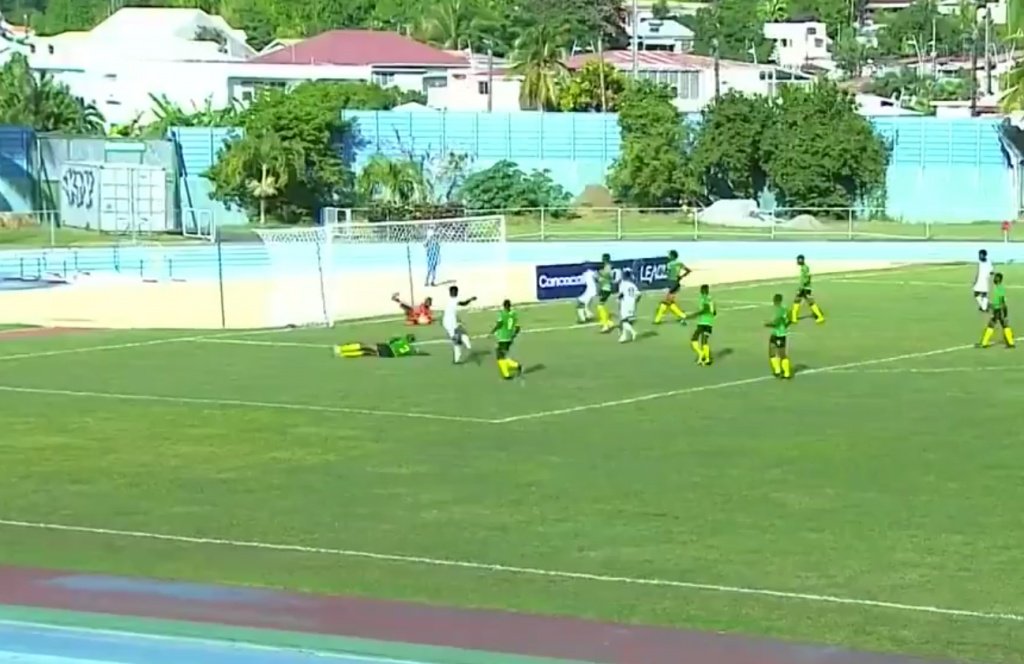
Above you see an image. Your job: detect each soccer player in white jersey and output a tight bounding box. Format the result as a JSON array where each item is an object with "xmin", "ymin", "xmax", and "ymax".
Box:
[
  {"xmin": 617, "ymin": 268, "xmax": 640, "ymax": 343},
  {"xmin": 974, "ymin": 249, "xmax": 994, "ymax": 311},
  {"xmin": 443, "ymin": 285, "xmax": 477, "ymax": 363},
  {"xmin": 576, "ymin": 264, "xmax": 598, "ymax": 323}
]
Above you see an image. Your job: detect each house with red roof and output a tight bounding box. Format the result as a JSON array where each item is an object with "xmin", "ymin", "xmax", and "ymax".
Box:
[
  {"xmin": 230, "ymin": 30, "xmax": 471, "ymax": 104},
  {"xmin": 565, "ymin": 50, "xmax": 812, "ymax": 112}
]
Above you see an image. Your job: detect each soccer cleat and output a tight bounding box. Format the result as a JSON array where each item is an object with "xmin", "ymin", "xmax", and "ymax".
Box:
[
  {"xmin": 815, "ymin": 318, "xmax": 826, "ymax": 324},
  {"xmin": 332, "ymin": 345, "xmax": 342, "ymax": 357}
]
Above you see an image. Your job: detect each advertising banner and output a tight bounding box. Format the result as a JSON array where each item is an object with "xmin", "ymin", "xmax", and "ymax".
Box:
[{"xmin": 534, "ymin": 256, "xmax": 670, "ymax": 301}]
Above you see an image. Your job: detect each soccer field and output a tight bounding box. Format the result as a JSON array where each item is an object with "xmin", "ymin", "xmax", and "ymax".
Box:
[{"xmin": 0, "ymin": 263, "xmax": 1022, "ymax": 663}]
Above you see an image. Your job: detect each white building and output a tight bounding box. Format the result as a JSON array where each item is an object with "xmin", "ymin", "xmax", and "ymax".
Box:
[
  {"xmin": 855, "ymin": 93, "xmax": 922, "ymax": 116},
  {"xmin": 9, "ymin": 16, "xmax": 472, "ymax": 125},
  {"xmin": 627, "ymin": 10, "xmax": 695, "ymax": 53},
  {"xmin": 565, "ymin": 50, "xmax": 813, "ymax": 113},
  {"xmin": 763, "ymin": 21, "xmax": 833, "ymax": 69}
]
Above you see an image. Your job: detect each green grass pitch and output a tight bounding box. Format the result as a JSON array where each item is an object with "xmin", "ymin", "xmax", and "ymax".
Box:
[{"xmin": 0, "ymin": 263, "xmax": 1022, "ymax": 663}]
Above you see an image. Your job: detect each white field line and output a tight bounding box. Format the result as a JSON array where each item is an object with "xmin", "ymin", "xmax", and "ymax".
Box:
[
  {"xmin": 196, "ymin": 304, "xmax": 764, "ymax": 350},
  {"xmin": 0, "ymin": 519, "xmax": 1019, "ymax": 624},
  {"xmin": 496, "ymin": 344, "xmax": 974, "ymax": 423},
  {"xmin": 0, "ymin": 263, "xmax": 961, "ymax": 362},
  {"xmin": 833, "ymin": 278, "xmax": 1024, "ymax": 290},
  {"xmin": 0, "ymin": 385, "xmax": 492, "ymax": 424},
  {"xmin": 832, "ymin": 365, "xmax": 1023, "ymax": 375}
]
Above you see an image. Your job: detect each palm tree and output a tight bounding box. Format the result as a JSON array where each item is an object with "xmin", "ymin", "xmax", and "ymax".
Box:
[
  {"xmin": 417, "ymin": 0, "xmax": 496, "ymax": 51},
  {"xmin": 357, "ymin": 155, "xmax": 430, "ymax": 205},
  {"xmin": 0, "ymin": 54, "xmax": 105, "ymax": 134},
  {"xmin": 758, "ymin": 0, "xmax": 789, "ymax": 21},
  {"xmin": 143, "ymin": 94, "xmax": 240, "ymax": 137},
  {"xmin": 512, "ymin": 24, "xmax": 570, "ymax": 110},
  {"xmin": 209, "ymin": 131, "xmax": 301, "ymax": 224}
]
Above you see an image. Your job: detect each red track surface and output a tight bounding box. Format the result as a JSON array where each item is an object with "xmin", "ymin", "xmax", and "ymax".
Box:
[{"xmin": 0, "ymin": 567, "xmax": 956, "ymax": 664}]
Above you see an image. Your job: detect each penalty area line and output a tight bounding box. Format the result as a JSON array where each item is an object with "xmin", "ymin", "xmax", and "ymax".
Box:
[
  {"xmin": 498, "ymin": 343, "xmax": 974, "ymax": 423},
  {"xmin": 0, "ymin": 519, "xmax": 1019, "ymax": 624}
]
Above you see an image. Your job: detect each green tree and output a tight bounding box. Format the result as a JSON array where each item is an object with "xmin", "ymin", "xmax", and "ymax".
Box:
[
  {"xmin": 608, "ymin": 80, "xmax": 696, "ymax": 207},
  {"xmin": 512, "ymin": 24, "xmax": 569, "ymax": 110},
  {"xmin": 760, "ymin": 81, "xmax": 888, "ymax": 212},
  {"xmin": 516, "ymin": 0, "xmax": 626, "ymax": 49},
  {"xmin": 758, "ymin": 0, "xmax": 789, "ymax": 22},
  {"xmin": 557, "ymin": 60, "xmax": 627, "ymax": 112},
  {"xmin": 651, "ymin": 0, "xmax": 671, "ymax": 20},
  {"xmin": 37, "ymin": 0, "xmax": 104, "ymax": 34},
  {"xmin": 205, "ymin": 81, "xmax": 357, "ymax": 223},
  {"xmin": 875, "ymin": 0, "xmax": 970, "ymax": 57},
  {"xmin": 357, "ymin": 154, "xmax": 430, "ymax": 205},
  {"xmin": 691, "ymin": 90, "xmax": 775, "ymax": 201},
  {"xmin": 458, "ymin": 159, "xmax": 570, "ymax": 212},
  {"xmin": 416, "ymin": 0, "xmax": 498, "ymax": 51},
  {"xmin": 0, "ymin": 54, "xmax": 104, "ymax": 134},
  {"xmin": 219, "ymin": 0, "xmax": 277, "ymax": 51},
  {"xmin": 692, "ymin": 0, "xmax": 771, "ymax": 62}
]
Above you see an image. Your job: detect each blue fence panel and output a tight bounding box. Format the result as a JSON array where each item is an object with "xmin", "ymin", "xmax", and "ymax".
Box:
[
  {"xmin": 171, "ymin": 127, "xmax": 247, "ymax": 226},
  {"xmin": 0, "ymin": 126, "xmax": 35, "ymax": 212}
]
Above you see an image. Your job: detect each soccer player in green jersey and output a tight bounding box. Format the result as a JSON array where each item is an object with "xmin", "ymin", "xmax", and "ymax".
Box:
[
  {"xmin": 654, "ymin": 250, "xmax": 691, "ymax": 324},
  {"xmin": 596, "ymin": 253, "xmax": 616, "ymax": 332},
  {"xmin": 492, "ymin": 299, "xmax": 523, "ymax": 379},
  {"xmin": 690, "ymin": 284, "xmax": 715, "ymax": 366},
  {"xmin": 791, "ymin": 255, "xmax": 825, "ymax": 324},
  {"xmin": 335, "ymin": 334, "xmax": 419, "ymax": 359},
  {"xmin": 979, "ymin": 272, "xmax": 1015, "ymax": 348},
  {"xmin": 767, "ymin": 294, "xmax": 793, "ymax": 379}
]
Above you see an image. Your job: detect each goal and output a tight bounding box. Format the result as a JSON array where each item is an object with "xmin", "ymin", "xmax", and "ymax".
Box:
[
  {"xmin": 253, "ymin": 226, "xmax": 335, "ymax": 327},
  {"xmin": 254, "ymin": 215, "xmax": 508, "ymax": 327}
]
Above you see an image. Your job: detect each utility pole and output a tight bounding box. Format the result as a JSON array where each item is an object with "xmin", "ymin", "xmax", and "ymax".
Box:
[
  {"xmin": 713, "ymin": 0, "xmax": 721, "ymax": 99},
  {"xmin": 969, "ymin": 3, "xmax": 979, "ymax": 116},
  {"xmin": 985, "ymin": 5, "xmax": 993, "ymax": 95},
  {"xmin": 486, "ymin": 46, "xmax": 494, "ymax": 113},
  {"xmin": 598, "ymin": 36, "xmax": 607, "ymax": 112},
  {"xmin": 631, "ymin": 0, "xmax": 639, "ymax": 78}
]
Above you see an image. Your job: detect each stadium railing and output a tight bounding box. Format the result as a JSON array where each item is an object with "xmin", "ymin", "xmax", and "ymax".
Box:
[{"xmin": 346, "ymin": 206, "xmax": 1017, "ymax": 243}]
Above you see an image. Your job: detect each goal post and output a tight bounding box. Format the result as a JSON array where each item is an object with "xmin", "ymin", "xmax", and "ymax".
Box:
[
  {"xmin": 253, "ymin": 226, "xmax": 335, "ymax": 327},
  {"xmin": 252, "ymin": 215, "xmax": 508, "ymax": 327},
  {"xmin": 331, "ymin": 215, "xmax": 509, "ymax": 320}
]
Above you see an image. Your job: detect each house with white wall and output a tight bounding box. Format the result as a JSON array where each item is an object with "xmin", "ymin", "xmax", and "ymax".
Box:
[
  {"xmin": 565, "ymin": 50, "xmax": 813, "ymax": 113},
  {"xmin": 627, "ymin": 10, "xmax": 695, "ymax": 53},
  {"xmin": 763, "ymin": 21, "xmax": 834, "ymax": 69},
  {"xmin": 11, "ymin": 16, "xmax": 472, "ymax": 125}
]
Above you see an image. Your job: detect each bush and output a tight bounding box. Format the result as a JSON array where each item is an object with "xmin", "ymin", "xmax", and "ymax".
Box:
[{"xmin": 458, "ymin": 160, "xmax": 571, "ymax": 216}]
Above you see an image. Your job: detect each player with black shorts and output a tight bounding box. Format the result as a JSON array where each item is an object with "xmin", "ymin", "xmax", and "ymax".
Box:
[
  {"xmin": 690, "ymin": 284, "xmax": 715, "ymax": 365},
  {"xmin": 767, "ymin": 293, "xmax": 793, "ymax": 378}
]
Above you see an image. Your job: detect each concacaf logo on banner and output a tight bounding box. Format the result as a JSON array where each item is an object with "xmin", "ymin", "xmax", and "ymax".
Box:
[{"xmin": 534, "ymin": 257, "xmax": 670, "ymax": 301}]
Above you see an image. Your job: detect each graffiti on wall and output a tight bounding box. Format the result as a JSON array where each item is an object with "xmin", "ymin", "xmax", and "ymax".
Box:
[{"xmin": 62, "ymin": 168, "xmax": 96, "ymax": 210}]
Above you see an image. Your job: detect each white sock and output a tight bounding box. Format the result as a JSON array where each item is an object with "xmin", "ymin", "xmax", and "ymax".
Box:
[
  {"xmin": 453, "ymin": 345, "xmax": 462, "ymax": 363},
  {"xmin": 460, "ymin": 334, "xmax": 472, "ymax": 349},
  {"xmin": 576, "ymin": 307, "xmax": 586, "ymax": 322},
  {"xmin": 980, "ymin": 295, "xmax": 989, "ymax": 310},
  {"xmin": 620, "ymin": 321, "xmax": 634, "ymax": 342}
]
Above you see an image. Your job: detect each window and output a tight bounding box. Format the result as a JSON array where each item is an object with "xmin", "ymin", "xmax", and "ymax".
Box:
[
  {"xmin": 423, "ymin": 76, "xmax": 447, "ymax": 91},
  {"xmin": 679, "ymin": 71, "xmax": 699, "ymax": 100},
  {"xmin": 638, "ymin": 69, "xmax": 699, "ymax": 100},
  {"xmin": 371, "ymin": 71, "xmax": 395, "ymax": 86},
  {"xmin": 241, "ymin": 90, "xmax": 253, "ymax": 102},
  {"xmin": 814, "ymin": 38, "xmax": 823, "ymax": 47},
  {"xmin": 477, "ymin": 81, "xmax": 490, "ymax": 95},
  {"xmin": 807, "ymin": 26, "xmax": 817, "ymax": 35}
]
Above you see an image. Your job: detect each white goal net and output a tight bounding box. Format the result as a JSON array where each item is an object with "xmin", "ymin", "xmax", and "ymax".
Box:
[
  {"xmin": 254, "ymin": 226, "xmax": 334, "ymax": 327},
  {"xmin": 254, "ymin": 215, "xmax": 508, "ymax": 326}
]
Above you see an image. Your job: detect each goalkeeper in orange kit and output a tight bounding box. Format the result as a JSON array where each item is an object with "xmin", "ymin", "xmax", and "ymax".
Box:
[{"xmin": 392, "ymin": 293, "xmax": 433, "ymax": 325}]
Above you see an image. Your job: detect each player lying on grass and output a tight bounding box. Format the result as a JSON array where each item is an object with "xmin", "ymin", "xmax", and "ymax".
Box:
[
  {"xmin": 791, "ymin": 254, "xmax": 825, "ymax": 324},
  {"xmin": 444, "ymin": 285, "xmax": 477, "ymax": 364},
  {"xmin": 767, "ymin": 293, "xmax": 793, "ymax": 379},
  {"xmin": 978, "ymin": 272, "xmax": 1015, "ymax": 349},
  {"xmin": 492, "ymin": 299, "xmax": 523, "ymax": 379},
  {"xmin": 392, "ymin": 293, "xmax": 433, "ymax": 325},
  {"xmin": 654, "ymin": 249, "xmax": 690, "ymax": 325},
  {"xmin": 334, "ymin": 334, "xmax": 420, "ymax": 359},
  {"xmin": 690, "ymin": 284, "xmax": 715, "ymax": 366}
]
